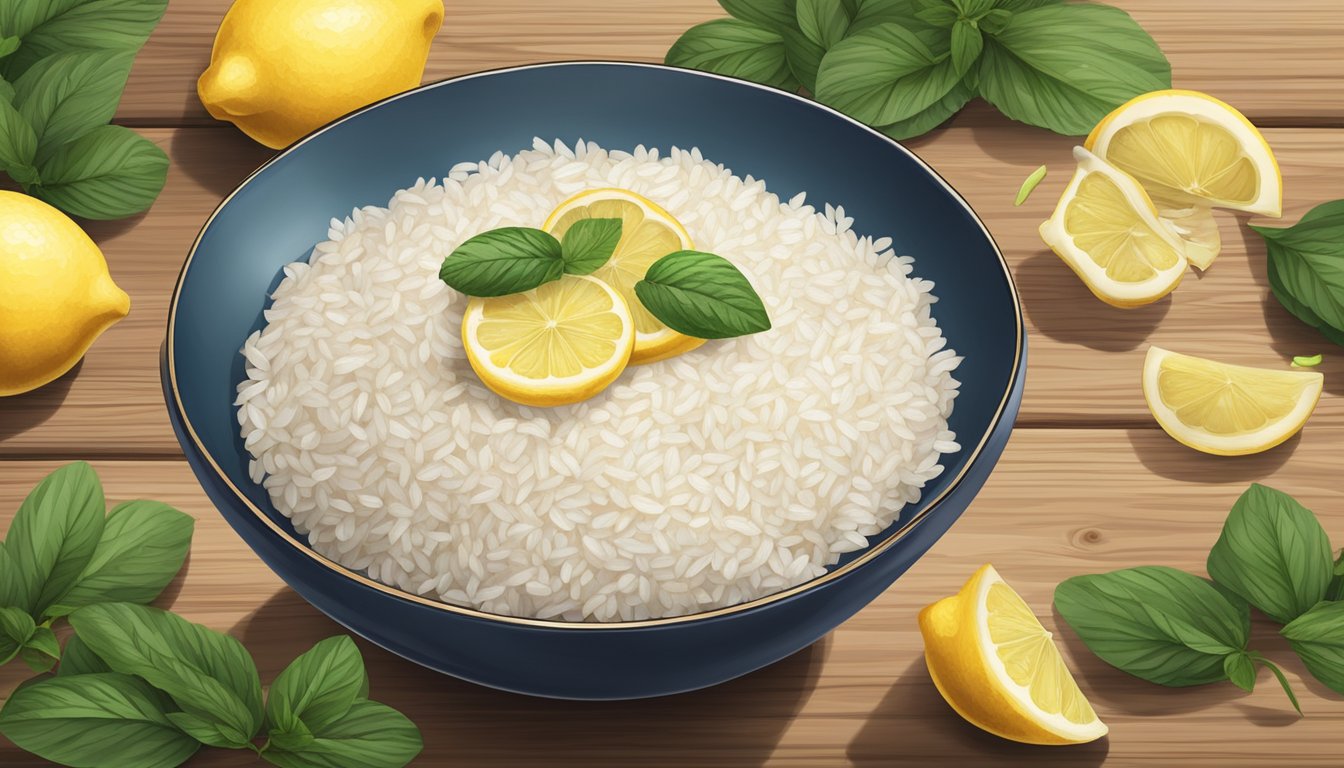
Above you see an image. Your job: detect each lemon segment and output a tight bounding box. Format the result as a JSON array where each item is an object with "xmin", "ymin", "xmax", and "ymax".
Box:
[
  {"xmin": 462, "ymin": 275, "xmax": 635, "ymax": 407},
  {"xmin": 920, "ymin": 564, "xmax": 1107, "ymax": 745},
  {"xmin": 1086, "ymin": 89, "xmax": 1282, "ymax": 218},
  {"xmin": 1142, "ymin": 346, "xmax": 1323, "ymax": 456},
  {"xmin": 0, "ymin": 192, "xmax": 130, "ymax": 397},
  {"xmin": 1039, "ymin": 147, "xmax": 1189, "ymax": 308},
  {"xmin": 544, "ymin": 188, "xmax": 705, "ymax": 364}
]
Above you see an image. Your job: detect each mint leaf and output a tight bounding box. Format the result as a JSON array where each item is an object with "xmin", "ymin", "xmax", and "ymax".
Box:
[
  {"xmin": 20, "ymin": 625, "xmax": 59, "ymax": 673},
  {"xmin": 266, "ymin": 636, "xmax": 367, "ymax": 735},
  {"xmin": 875, "ymin": 73, "xmax": 974, "ymax": 140},
  {"xmin": 1207, "ymin": 484, "xmax": 1333, "ymax": 625},
  {"xmin": 261, "ymin": 700, "xmax": 423, "ymax": 768},
  {"xmin": 0, "ymin": 672, "xmax": 200, "ymax": 768},
  {"xmin": 5, "ymin": 461, "xmax": 106, "ymax": 617},
  {"xmin": 438, "ymin": 227, "xmax": 563, "ymax": 297},
  {"xmin": 717, "ymin": 0, "xmax": 796, "ymax": 34},
  {"xmin": 1281, "ymin": 600, "xmax": 1344, "ymax": 695},
  {"xmin": 977, "ymin": 3, "xmax": 1170, "ymax": 135},
  {"xmin": 950, "ymin": 18, "xmax": 983, "ymax": 77},
  {"xmin": 0, "ymin": 605, "xmax": 37, "ymax": 666},
  {"xmin": 559, "ymin": 217, "xmax": 622, "ymax": 276},
  {"xmin": 1254, "ymin": 200, "xmax": 1344, "ymax": 336},
  {"xmin": 0, "ymin": 95, "xmax": 38, "ymax": 172},
  {"xmin": 44, "ymin": 498, "xmax": 194, "ymax": 617},
  {"xmin": 815, "ymin": 22, "xmax": 961, "ymax": 126},
  {"xmin": 1223, "ymin": 651, "xmax": 1256, "ymax": 692},
  {"xmin": 13, "ymin": 49, "xmax": 136, "ymax": 157},
  {"xmin": 667, "ymin": 19, "xmax": 799, "ymax": 92},
  {"xmin": 797, "ymin": 0, "xmax": 851, "ymax": 49},
  {"xmin": 634, "ymin": 251, "xmax": 771, "ymax": 339},
  {"xmin": 1054, "ymin": 566, "xmax": 1250, "ymax": 687},
  {"xmin": 58, "ymin": 632, "xmax": 111, "ymax": 676},
  {"xmin": 0, "ymin": 0, "xmax": 168, "ymax": 79},
  {"xmin": 70, "ymin": 603, "xmax": 265, "ymax": 748},
  {"xmin": 30, "ymin": 123, "xmax": 168, "ymax": 220}
]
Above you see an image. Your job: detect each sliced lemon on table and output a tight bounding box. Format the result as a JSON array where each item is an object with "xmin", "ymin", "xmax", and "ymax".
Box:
[
  {"xmin": 544, "ymin": 188, "xmax": 705, "ymax": 364},
  {"xmin": 1142, "ymin": 346, "xmax": 1323, "ymax": 456},
  {"xmin": 1086, "ymin": 89, "xmax": 1282, "ymax": 218},
  {"xmin": 920, "ymin": 564, "xmax": 1108, "ymax": 746},
  {"xmin": 1039, "ymin": 147, "xmax": 1189, "ymax": 308},
  {"xmin": 462, "ymin": 274, "xmax": 635, "ymax": 407}
]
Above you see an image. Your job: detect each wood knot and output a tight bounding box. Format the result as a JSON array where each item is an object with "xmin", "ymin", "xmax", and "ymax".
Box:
[{"xmin": 1073, "ymin": 528, "xmax": 1105, "ymax": 548}]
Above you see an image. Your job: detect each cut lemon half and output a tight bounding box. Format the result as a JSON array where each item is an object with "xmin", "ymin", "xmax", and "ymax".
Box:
[
  {"xmin": 1085, "ymin": 89, "xmax": 1282, "ymax": 218},
  {"xmin": 1142, "ymin": 346, "xmax": 1323, "ymax": 456},
  {"xmin": 1040, "ymin": 147, "xmax": 1189, "ymax": 308},
  {"xmin": 544, "ymin": 188, "xmax": 705, "ymax": 364},
  {"xmin": 462, "ymin": 274, "xmax": 635, "ymax": 407},
  {"xmin": 920, "ymin": 564, "xmax": 1107, "ymax": 746}
]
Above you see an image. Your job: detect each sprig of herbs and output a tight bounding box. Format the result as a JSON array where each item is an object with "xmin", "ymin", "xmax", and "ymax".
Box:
[
  {"xmin": 0, "ymin": 463, "xmax": 422, "ymax": 768},
  {"xmin": 666, "ymin": 0, "xmax": 1172, "ymax": 140},
  {"xmin": 439, "ymin": 220, "xmax": 772, "ymax": 340},
  {"xmin": 0, "ymin": 0, "xmax": 170, "ymax": 220},
  {"xmin": 1253, "ymin": 200, "xmax": 1344, "ymax": 349},
  {"xmin": 1055, "ymin": 483, "xmax": 1344, "ymax": 715}
]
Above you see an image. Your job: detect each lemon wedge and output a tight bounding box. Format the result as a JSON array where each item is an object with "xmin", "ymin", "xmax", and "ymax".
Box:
[
  {"xmin": 920, "ymin": 564, "xmax": 1108, "ymax": 746},
  {"xmin": 1039, "ymin": 147, "xmax": 1189, "ymax": 308},
  {"xmin": 462, "ymin": 274, "xmax": 635, "ymax": 407},
  {"xmin": 1086, "ymin": 89, "xmax": 1282, "ymax": 218},
  {"xmin": 544, "ymin": 188, "xmax": 704, "ymax": 364},
  {"xmin": 1142, "ymin": 346, "xmax": 1323, "ymax": 456}
]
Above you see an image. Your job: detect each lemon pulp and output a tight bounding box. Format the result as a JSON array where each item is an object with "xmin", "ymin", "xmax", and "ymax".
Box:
[
  {"xmin": 986, "ymin": 582, "xmax": 1099, "ymax": 728},
  {"xmin": 1066, "ymin": 173, "xmax": 1183, "ymax": 283}
]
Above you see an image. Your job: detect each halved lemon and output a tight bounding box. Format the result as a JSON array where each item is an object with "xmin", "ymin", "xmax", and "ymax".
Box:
[
  {"xmin": 1142, "ymin": 346, "xmax": 1323, "ymax": 456},
  {"xmin": 1040, "ymin": 147, "xmax": 1189, "ymax": 308},
  {"xmin": 461, "ymin": 274, "xmax": 635, "ymax": 407},
  {"xmin": 1085, "ymin": 89, "xmax": 1282, "ymax": 218},
  {"xmin": 544, "ymin": 188, "xmax": 705, "ymax": 364},
  {"xmin": 920, "ymin": 564, "xmax": 1108, "ymax": 746}
]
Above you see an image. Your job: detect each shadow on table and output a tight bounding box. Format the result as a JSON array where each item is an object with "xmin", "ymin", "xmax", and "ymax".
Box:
[
  {"xmin": 171, "ymin": 128, "xmax": 278, "ymax": 199},
  {"xmin": 235, "ymin": 589, "xmax": 828, "ymax": 767},
  {"xmin": 0, "ymin": 359, "xmax": 82, "ymax": 445},
  {"xmin": 1127, "ymin": 427, "xmax": 1298, "ymax": 483},
  {"xmin": 848, "ymin": 658, "xmax": 1109, "ymax": 766},
  {"xmin": 1014, "ymin": 252, "xmax": 1170, "ymax": 352}
]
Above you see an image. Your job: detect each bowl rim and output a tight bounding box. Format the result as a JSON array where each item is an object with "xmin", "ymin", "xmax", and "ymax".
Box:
[{"xmin": 166, "ymin": 60, "xmax": 1024, "ymax": 630}]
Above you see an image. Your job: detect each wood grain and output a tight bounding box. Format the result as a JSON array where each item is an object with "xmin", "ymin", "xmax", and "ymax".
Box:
[
  {"xmin": 119, "ymin": 0, "xmax": 1344, "ymax": 126},
  {"xmin": 3, "ymin": 127, "xmax": 1341, "ymax": 455},
  {"xmin": 4, "ymin": 427, "xmax": 1344, "ymax": 767}
]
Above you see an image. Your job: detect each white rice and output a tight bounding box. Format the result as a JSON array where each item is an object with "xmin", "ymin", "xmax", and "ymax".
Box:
[{"xmin": 237, "ymin": 138, "xmax": 961, "ymax": 622}]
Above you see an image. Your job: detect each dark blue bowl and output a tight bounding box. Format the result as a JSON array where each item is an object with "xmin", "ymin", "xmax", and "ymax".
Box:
[{"xmin": 163, "ymin": 62, "xmax": 1024, "ymax": 700}]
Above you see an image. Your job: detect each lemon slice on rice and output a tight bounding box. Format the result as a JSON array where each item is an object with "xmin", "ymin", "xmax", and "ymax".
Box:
[
  {"xmin": 544, "ymin": 188, "xmax": 705, "ymax": 364},
  {"xmin": 462, "ymin": 274, "xmax": 635, "ymax": 407},
  {"xmin": 920, "ymin": 564, "xmax": 1108, "ymax": 745},
  {"xmin": 1039, "ymin": 147, "xmax": 1189, "ymax": 308},
  {"xmin": 1142, "ymin": 346, "xmax": 1323, "ymax": 456}
]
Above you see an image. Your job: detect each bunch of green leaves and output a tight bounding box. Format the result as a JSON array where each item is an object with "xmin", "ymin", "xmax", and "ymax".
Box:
[
  {"xmin": 0, "ymin": 0, "xmax": 170, "ymax": 220},
  {"xmin": 666, "ymin": 0, "xmax": 1172, "ymax": 140},
  {"xmin": 1055, "ymin": 483, "xmax": 1344, "ymax": 713},
  {"xmin": 1253, "ymin": 200, "xmax": 1344, "ymax": 349},
  {"xmin": 439, "ymin": 219, "xmax": 772, "ymax": 339}
]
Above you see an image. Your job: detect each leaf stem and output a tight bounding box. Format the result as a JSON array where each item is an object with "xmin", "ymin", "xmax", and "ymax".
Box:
[{"xmin": 1250, "ymin": 652, "xmax": 1303, "ymax": 716}]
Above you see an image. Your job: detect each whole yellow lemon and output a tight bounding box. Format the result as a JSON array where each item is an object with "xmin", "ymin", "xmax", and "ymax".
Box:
[
  {"xmin": 0, "ymin": 192, "xmax": 130, "ymax": 397},
  {"xmin": 198, "ymin": 0, "xmax": 445, "ymax": 149}
]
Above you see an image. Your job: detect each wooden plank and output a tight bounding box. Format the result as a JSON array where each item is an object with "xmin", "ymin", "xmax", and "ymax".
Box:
[
  {"xmin": 4, "ymin": 428, "xmax": 1344, "ymax": 766},
  {"xmin": 118, "ymin": 0, "xmax": 1344, "ymax": 126},
  {"xmin": 3, "ymin": 127, "xmax": 1341, "ymax": 454}
]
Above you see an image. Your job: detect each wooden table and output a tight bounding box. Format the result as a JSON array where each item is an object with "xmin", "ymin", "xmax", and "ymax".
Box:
[{"xmin": 3, "ymin": 2, "xmax": 1343, "ymax": 765}]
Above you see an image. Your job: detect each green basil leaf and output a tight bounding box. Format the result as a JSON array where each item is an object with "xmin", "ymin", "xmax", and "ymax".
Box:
[
  {"xmin": 6, "ymin": 461, "xmax": 105, "ymax": 617},
  {"xmin": 994, "ymin": 0, "xmax": 1065, "ymax": 9},
  {"xmin": 0, "ymin": 35, "xmax": 19, "ymax": 59},
  {"xmin": 70, "ymin": 602, "xmax": 264, "ymax": 747},
  {"xmin": 559, "ymin": 217, "xmax": 622, "ymax": 276},
  {"xmin": 634, "ymin": 251, "xmax": 771, "ymax": 339},
  {"xmin": 45, "ymin": 499, "xmax": 194, "ymax": 617},
  {"xmin": 1281, "ymin": 600, "xmax": 1344, "ymax": 695},
  {"xmin": 20, "ymin": 625, "xmax": 59, "ymax": 673},
  {"xmin": 1054, "ymin": 566, "xmax": 1250, "ymax": 687},
  {"xmin": 0, "ymin": 672, "xmax": 200, "ymax": 768},
  {"xmin": 950, "ymin": 18, "xmax": 983, "ymax": 77},
  {"xmin": 0, "ymin": 73, "xmax": 14, "ymax": 102},
  {"xmin": 1328, "ymin": 551, "xmax": 1344, "ymax": 602},
  {"xmin": 167, "ymin": 710, "xmax": 251, "ymax": 750},
  {"xmin": 976, "ymin": 4, "xmax": 1170, "ymax": 135},
  {"xmin": 717, "ymin": 0, "xmax": 796, "ymax": 34},
  {"xmin": 848, "ymin": 0, "xmax": 943, "ymax": 35},
  {"xmin": 1251, "ymin": 199, "xmax": 1344, "ymax": 252},
  {"xmin": 914, "ymin": 5, "xmax": 959, "ymax": 27},
  {"xmin": 30, "ymin": 124, "xmax": 167, "ymax": 220},
  {"xmin": 13, "ymin": 49, "xmax": 135, "ymax": 157},
  {"xmin": 1253, "ymin": 201, "xmax": 1344, "ymax": 332},
  {"xmin": 0, "ymin": 94, "xmax": 37, "ymax": 171},
  {"xmin": 266, "ymin": 636, "xmax": 367, "ymax": 734},
  {"xmin": 977, "ymin": 8, "xmax": 1011, "ymax": 34},
  {"xmin": 1207, "ymin": 483, "xmax": 1333, "ymax": 625},
  {"xmin": 0, "ymin": 605, "xmax": 36, "ymax": 666},
  {"xmin": 815, "ymin": 22, "xmax": 961, "ymax": 126},
  {"xmin": 1265, "ymin": 240, "xmax": 1344, "ymax": 347},
  {"xmin": 666, "ymin": 18, "xmax": 800, "ymax": 92},
  {"xmin": 875, "ymin": 73, "xmax": 974, "ymax": 140},
  {"xmin": 261, "ymin": 700, "xmax": 423, "ymax": 768},
  {"xmin": 59, "ymin": 632, "xmax": 111, "ymax": 676},
  {"xmin": 268, "ymin": 719, "xmax": 316, "ymax": 752},
  {"xmin": 0, "ymin": 542, "xmax": 23, "ymax": 609},
  {"xmin": 439, "ymin": 227, "xmax": 563, "ymax": 297},
  {"xmin": 797, "ymin": 0, "xmax": 851, "ymax": 49},
  {"xmin": 0, "ymin": 0, "xmax": 167, "ymax": 79},
  {"xmin": 951, "ymin": 0, "xmax": 995, "ymax": 16},
  {"xmin": 1223, "ymin": 651, "xmax": 1256, "ymax": 693},
  {"xmin": 781, "ymin": 24, "xmax": 825, "ymax": 93}
]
